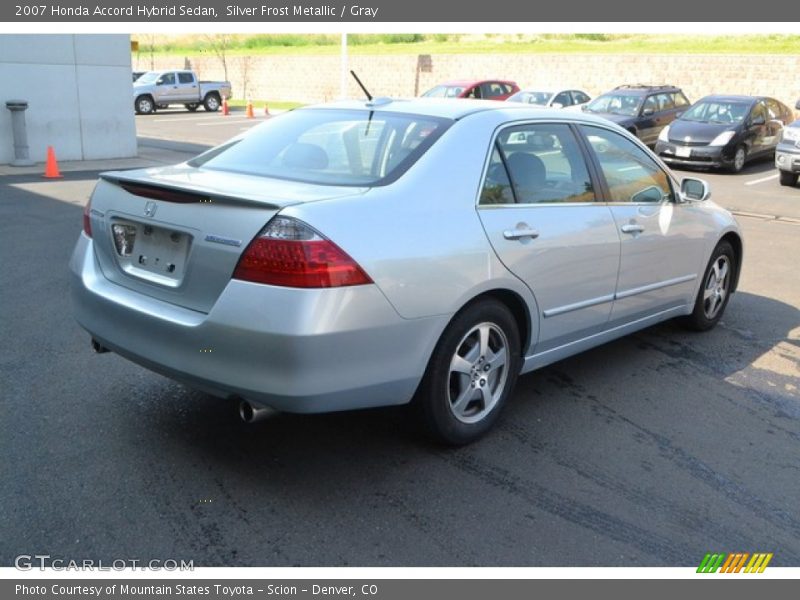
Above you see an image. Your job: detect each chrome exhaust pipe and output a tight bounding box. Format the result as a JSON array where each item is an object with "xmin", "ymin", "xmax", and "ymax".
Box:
[
  {"xmin": 91, "ymin": 338, "xmax": 110, "ymax": 354},
  {"xmin": 238, "ymin": 399, "xmax": 277, "ymax": 424}
]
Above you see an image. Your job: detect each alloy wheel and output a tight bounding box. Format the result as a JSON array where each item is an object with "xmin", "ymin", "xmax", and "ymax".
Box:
[
  {"xmin": 447, "ymin": 322, "xmax": 509, "ymax": 424},
  {"xmin": 703, "ymin": 255, "xmax": 730, "ymax": 319}
]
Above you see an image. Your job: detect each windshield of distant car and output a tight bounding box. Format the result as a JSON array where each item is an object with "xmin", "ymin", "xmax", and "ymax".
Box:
[
  {"xmin": 136, "ymin": 72, "xmax": 159, "ymax": 84},
  {"xmin": 188, "ymin": 109, "xmax": 452, "ymax": 186},
  {"xmin": 585, "ymin": 94, "xmax": 642, "ymax": 116},
  {"xmin": 422, "ymin": 85, "xmax": 466, "ymax": 98},
  {"xmin": 507, "ymin": 91, "xmax": 554, "ymax": 106},
  {"xmin": 681, "ymin": 101, "xmax": 750, "ymax": 124}
]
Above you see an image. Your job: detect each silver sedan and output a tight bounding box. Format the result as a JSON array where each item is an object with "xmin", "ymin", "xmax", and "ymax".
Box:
[{"xmin": 71, "ymin": 98, "xmax": 742, "ymax": 444}]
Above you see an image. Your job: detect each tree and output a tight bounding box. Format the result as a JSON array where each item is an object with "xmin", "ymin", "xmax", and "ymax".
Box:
[{"xmin": 203, "ymin": 34, "xmax": 233, "ymax": 82}]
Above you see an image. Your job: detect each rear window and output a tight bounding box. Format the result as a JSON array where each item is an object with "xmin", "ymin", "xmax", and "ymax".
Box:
[{"xmin": 189, "ymin": 109, "xmax": 451, "ymax": 186}]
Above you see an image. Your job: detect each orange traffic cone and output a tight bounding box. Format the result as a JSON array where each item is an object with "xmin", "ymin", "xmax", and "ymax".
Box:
[
  {"xmin": 44, "ymin": 146, "xmax": 62, "ymax": 179},
  {"xmin": 245, "ymin": 100, "xmax": 254, "ymax": 119},
  {"xmin": 263, "ymin": 103, "xmax": 270, "ymax": 117},
  {"xmin": 222, "ymin": 98, "xmax": 229, "ymax": 116}
]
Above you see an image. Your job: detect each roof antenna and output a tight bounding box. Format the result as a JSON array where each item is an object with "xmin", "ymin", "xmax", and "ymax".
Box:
[{"xmin": 350, "ymin": 70, "xmax": 372, "ymax": 101}]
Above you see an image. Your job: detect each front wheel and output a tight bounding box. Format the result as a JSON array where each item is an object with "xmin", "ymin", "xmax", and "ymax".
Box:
[
  {"xmin": 684, "ymin": 241, "xmax": 735, "ymax": 331},
  {"xmin": 729, "ymin": 146, "xmax": 747, "ymax": 173},
  {"xmin": 134, "ymin": 95, "xmax": 155, "ymax": 115},
  {"xmin": 779, "ymin": 170, "xmax": 798, "ymax": 187},
  {"xmin": 414, "ymin": 300, "xmax": 521, "ymax": 445}
]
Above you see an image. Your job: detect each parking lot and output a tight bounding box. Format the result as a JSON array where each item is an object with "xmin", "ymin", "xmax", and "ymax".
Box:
[{"xmin": 2, "ymin": 108, "xmax": 799, "ymax": 567}]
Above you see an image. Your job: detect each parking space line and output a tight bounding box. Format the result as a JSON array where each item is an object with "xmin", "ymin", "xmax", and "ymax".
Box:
[
  {"xmin": 150, "ymin": 115, "xmax": 229, "ymax": 123},
  {"xmin": 745, "ymin": 174, "xmax": 779, "ymax": 186},
  {"xmin": 197, "ymin": 119, "xmax": 264, "ymax": 127}
]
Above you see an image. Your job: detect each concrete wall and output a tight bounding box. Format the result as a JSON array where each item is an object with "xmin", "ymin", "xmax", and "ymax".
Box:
[
  {"xmin": 137, "ymin": 51, "xmax": 800, "ymax": 112},
  {"xmin": 0, "ymin": 34, "xmax": 137, "ymax": 165}
]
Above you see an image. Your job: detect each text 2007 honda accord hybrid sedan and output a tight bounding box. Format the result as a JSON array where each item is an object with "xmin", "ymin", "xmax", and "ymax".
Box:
[{"xmin": 71, "ymin": 98, "xmax": 743, "ymax": 444}]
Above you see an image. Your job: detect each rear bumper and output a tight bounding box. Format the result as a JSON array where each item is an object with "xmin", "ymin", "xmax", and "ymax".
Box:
[
  {"xmin": 70, "ymin": 234, "xmax": 446, "ymax": 413},
  {"xmin": 655, "ymin": 142, "xmax": 730, "ymax": 169}
]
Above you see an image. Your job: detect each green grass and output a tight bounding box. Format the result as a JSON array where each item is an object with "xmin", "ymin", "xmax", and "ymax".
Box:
[{"xmin": 132, "ymin": 34, "xmax": 800, "ymax": 57}]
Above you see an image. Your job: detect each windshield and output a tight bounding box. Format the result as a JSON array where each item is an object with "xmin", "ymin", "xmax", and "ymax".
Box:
[
  {"xmin": 422, "ymin": 85, "xmax": 466, "ymax": 98},
  {"xmin": 681, "ymin": 101, "xmax": 750, "ymax": 124},
  {"xmin": 189, "ymin": 108, "xmax": 452, "ymax": 187},
  {"xmin": 507, "ymin": 91, "xmax": 553, "ymax": 106},
  {"xmin": 585, "ymin": 94, "xmax": 642, "ymax": 116},
  {"xmin": 136, "ymin": 72, "xmax": 159, "ymax": 84}
]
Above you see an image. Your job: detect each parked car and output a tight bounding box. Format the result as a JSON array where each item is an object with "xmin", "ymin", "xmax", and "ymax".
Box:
[
  {"xmin": 71, "ymin": 99, "xmax": 742, "ymax": 445},
  {"xmin": 506, "ymin": 88, "xmax": 591, "ymax": 110},
  {"xmin": 583, "ymin": 84, "xmax": 691, "ymax": 145},
  {"xmin": 655, "ymin": 95, "xmax": 793, "ymax": 173},
  {"xmin": 421, "ymin": 79, "xmax": 520, "ymax": 101},
  {"xmin": 776, "ymin": 118, "xmax": 800, "ymax": 186},
  {"xmin": 132, "ymin": 71, "xmax": 147, "ymax": 82},
  {"xmin": 133, "ymin": 69, "xmax": 232, "ymax": 114}
]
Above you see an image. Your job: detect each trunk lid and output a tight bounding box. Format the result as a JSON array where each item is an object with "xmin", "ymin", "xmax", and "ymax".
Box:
[{"xmin": 87, "ymin": 165, "xmax": 367, "ymax": 313}]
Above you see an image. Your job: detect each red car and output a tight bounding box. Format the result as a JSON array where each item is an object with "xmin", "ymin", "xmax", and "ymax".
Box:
[{"xmin": 421, "ymin": 79, "xmax": 520, "ymax": 101}]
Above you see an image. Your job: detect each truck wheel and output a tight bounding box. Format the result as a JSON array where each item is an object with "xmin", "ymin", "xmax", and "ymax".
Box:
[
  {"xmin": 779, "ymin": 170, "xmax": 798, "ymax": 187},
  {"xmin": 185, "ymin": 103, "xmax": 199, "ymax": 112},
  {"xmin": 134, "ymin": 95, "xmax": 155, "ymax": 115},
  {"xmin": 203, "ymin": 93, "xmax": 221, "ymax": 112}
]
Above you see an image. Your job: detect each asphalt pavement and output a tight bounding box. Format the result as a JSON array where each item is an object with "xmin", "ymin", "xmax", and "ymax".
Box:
[{"xmin": 1, "ymin": 111, "xmax": 798, "ymax": 567}]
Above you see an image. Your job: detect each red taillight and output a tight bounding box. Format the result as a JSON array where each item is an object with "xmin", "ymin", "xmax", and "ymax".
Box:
[
  {"xmin": 82, "ymin": 199, "xmax": 92, "ymax": 238},
  {"xmin": 232, "ymin": 217, "xmax": 372, "ymax": 288}
]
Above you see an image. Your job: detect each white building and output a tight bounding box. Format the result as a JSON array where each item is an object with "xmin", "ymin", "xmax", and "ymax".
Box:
[{"xmin": 0, "ymin": 34, "xmax": 137, "ymax": 165}]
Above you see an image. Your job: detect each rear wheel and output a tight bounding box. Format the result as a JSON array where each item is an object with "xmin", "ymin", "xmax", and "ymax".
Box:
[
  {"xmin": 203, "ymin": 93, "xmax": 221, "ymax": 112},
  {"xmin": 684, "ymin": 241, "xmax": 735, "ymax": 331},
  {"xmin": 414, "ymin": 299, "xmax": 521, "ymax": 445},
  {"xmin": 779, "ymin": 170, "xmax": 798, "ymax": 187}
]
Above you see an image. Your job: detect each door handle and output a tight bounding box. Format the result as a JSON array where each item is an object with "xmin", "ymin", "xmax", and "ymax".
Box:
[
  {"xmin": 620, "ymin": 223, "xmax": 645, "ymax": 234},
  {"xmin": 503, "ymin": 227, "xmax": 540, "ymax": 240}
]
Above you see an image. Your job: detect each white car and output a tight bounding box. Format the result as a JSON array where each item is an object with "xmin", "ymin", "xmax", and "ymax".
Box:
[{"xmin": 507, "ymin": 89, "xmax": 592, "ymax": 111}]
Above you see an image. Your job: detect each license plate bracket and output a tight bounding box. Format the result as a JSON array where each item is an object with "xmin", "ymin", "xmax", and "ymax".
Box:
[
  {"xmin": 111, "ymin": 219, "xmax": 191, "ymax": 287},
  {"xmin": 675, "ymin": 146, "xmax": 692, "ymax": 158}
]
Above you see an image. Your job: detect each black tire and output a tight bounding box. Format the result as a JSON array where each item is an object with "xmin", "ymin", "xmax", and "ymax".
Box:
[
  {"xmin": 683, "ymin": 241, "xmax": 736, "ymax": 331},
  {"xmin": 728, "ymin": 145, "xmax": 747, "ymax": 173},
  {"xmin": 134, "ymin": 95, "xmax": 155, "ymax": 115},
  {"xmin": 185, "ymin": 103, "xmax": 199, "ymax": 112},
  {"xmin": 203, "ymin": 93, "xmax": 221, "ymax": 112},
  {"xmin": 779, "ymin": 170, "xmax": 798, "ymax": 187},
  {"xmin": 414, "ymin": 299, "xmax": 521, "ymax": 445}
]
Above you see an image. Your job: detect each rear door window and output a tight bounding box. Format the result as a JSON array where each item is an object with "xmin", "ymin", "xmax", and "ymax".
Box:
[{"xmin": 480, "ymin": 123, "xmax": 596, "ymax": 205}]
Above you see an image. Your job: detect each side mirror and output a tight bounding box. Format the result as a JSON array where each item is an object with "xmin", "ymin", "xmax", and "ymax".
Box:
[
  {"xmin": 551, "ymin": 102, "xmax": 564, "ymax": 109},
  {"xmin": 156, "ymin": 78, "xmax": 165, "ymax": 85},
  {"xmin": 642, "ymin": 107, "xmax": 655, "ymax": 116},
  {"xmin": 751, "ymin": 115, "xmax": 766, "ymax": 126},
  {"xmin": 681, "ymin": 177, "xmax": 711, "ymax": 202}
]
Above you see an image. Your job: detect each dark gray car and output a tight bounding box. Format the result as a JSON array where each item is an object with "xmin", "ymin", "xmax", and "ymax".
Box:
[{"xmin": 582, "ymin": 84, "xmax": 691, "ymax": 146}]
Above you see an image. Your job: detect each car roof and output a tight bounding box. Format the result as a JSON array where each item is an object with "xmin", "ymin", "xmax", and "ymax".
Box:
[
  {"xmin": 436, "ymin": 79, "xmax": 514, "ymax": 86},
  {"xmin": 697, "ymin": 95, "xmax": 761, "ymax": 104},
  {"xmin": 299, "ymin": 98, "xmax": 622, "ymax": 126},
  {"xmin": 603, "ymin": 85, "xmax": 681, "ymax": 96}
]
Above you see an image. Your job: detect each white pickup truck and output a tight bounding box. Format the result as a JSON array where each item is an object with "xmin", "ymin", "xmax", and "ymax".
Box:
[{"xmin": 133, "ymin": 70, "xmax": 232, "ymax": 114}]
